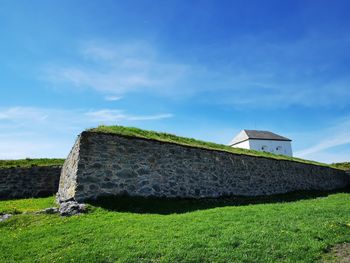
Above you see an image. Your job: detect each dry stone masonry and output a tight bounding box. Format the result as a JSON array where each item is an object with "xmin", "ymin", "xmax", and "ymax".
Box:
[
  {"xmin": 57, "ymin": 131, "xmax": 350, "ymax": 203},
  {"xmin": 0, "ymin": 166, "xmax": 61, "ymax": 199}
]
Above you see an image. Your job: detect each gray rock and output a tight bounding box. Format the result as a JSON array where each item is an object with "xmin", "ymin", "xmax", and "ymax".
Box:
[
  {"xmin": 139, "ymin": 187, "xmax": 152, "ymax": 195},
  {"xmin": 0, "ymin": 214, "xmax": 12, "ymax": 222},
  {"xmin": 59, "ymin": 201, "xmax": 87, "ymax": 216},
  {"xmin": 118, "ymin": 168, "xmax": 137, "ymax": 178},
  {"xmin": 136, "ymin": 167, "xmax": 150, "ymax": 175},
  {"xmin": 152, "ymin": 184, "xmax": 160, "ymax": 192}
]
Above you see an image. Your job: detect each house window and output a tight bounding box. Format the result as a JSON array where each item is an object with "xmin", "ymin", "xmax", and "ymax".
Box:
[{"xmin": 261, "ymin": 145, "xmax": 268, "ymax": 151}]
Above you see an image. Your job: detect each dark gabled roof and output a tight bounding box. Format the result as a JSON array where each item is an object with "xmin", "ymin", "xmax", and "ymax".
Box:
[
  {"xmin": 244, "ymin": 130, "xmax": 291, "ymax": 141},
  {"xmin": 229, "ymin": 129, "xmax": 291, "ymax": 146}
]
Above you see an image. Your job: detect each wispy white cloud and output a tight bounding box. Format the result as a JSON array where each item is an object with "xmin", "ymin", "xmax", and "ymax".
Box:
[
  {"xmin": 104, "ymin": 95, "xmax": 122, "ymax": 101},
  {"xmin": 0, "ymin": 107, "xmax": 48, "ymax": 121},
  {"xmin": 294, "ymin": 117, "xmax": 350, "ymax": 162},
  {"xmin": 300, "ymin": 150, "xmax": 350, "ymax": 164},
  {"xmin": 45, "ymin": 41, "xmax": 191, "ymax": 96},
  {"xmin": 126, "ymin": 114, "xmax": 173, "ymax": 121},
  {"xmin": 85, "ymin": 109, "xmax": 172, "ymax": 122},
  {"xmin": 296, "ymin": 135, "xmax": 350, "ymax": 157},
  {"xmin": 0, "ymin": 106, "xmax": 173, "ymax": 159},
  {"xmin": 0, "ymin": 106, "xmax": 173, "ymax": 126},
  {"xmin": 196, "ymin": 34, "xmax": 350, "ymax": 109},
  {"xmin": 44, "ymin": 37, "xmax": 350, "ymax": 109},
  {"xmin": 81, "ymin": 40, "xmax": 157, "ymax": 62}
]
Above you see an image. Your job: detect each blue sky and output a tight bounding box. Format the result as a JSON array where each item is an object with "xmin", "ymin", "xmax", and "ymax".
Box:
[{"xmin": 0, "ymin": 0, "xmax": 350, "ymax": 163}]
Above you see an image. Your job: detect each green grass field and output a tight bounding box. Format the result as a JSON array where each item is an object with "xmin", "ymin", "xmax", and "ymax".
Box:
[
  {"xmin": 89, "ymin": 125, "xmax": 333, "ymax": 168},
  {"xmin": 0, "ymin": 158, "xmax": 64, "ymax": 169},
  {"xmin": 1, "ymin": 191, "xmax": 349, "ymax": 262}
]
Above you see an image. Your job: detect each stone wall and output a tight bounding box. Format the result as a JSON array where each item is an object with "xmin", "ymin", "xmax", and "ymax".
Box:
[
  {"xmin": 0, "ymin": 166, "xmax": 61, "ymax": 199},
  {"xmin": 57, "ymin": 131, "xmax": 350, "ymax": 202}
]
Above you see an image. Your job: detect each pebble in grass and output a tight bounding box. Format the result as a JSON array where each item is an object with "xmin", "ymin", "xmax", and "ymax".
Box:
[{"xmin": 0, "ymin": 214, "xmax": 12, "ymax": 222}]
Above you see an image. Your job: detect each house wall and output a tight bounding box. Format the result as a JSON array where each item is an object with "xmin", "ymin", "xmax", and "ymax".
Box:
[
  {"xmin": 230, "ymin": 140, "xmax": 250, "ymax": 150},
  {"xmin": 249, "ymin": 140, "xmax": 293, "ymax": 156},
  {"xmin": 231, "ymin": 140, "xmax": 292, "ymax": 156},
  {"xmin": 229, "ymin": 130, "xmax": 247, "ymax": 146},
  {"xmin": 57, "ymin": 132, "xmax": 349, "ymax": 203}
]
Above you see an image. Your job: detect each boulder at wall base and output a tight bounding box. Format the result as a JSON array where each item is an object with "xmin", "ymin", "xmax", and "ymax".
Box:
[{"xmin": 59, "ymin": 201, "xmax": 87, "ymax": 216}]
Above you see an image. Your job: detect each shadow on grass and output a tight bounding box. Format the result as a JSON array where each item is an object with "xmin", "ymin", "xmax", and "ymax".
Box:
[{"xmin": 87, "ymin": 188, "xmax": 350, "ymax": 215}]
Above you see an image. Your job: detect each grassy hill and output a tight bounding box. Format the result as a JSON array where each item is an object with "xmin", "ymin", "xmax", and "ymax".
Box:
[
  {"xmin": 1, "ymin": 191, "xmax": 349, "ymax": 262},
  {"xmin": 0, "ymin": 158, "xmax": 65, "ymax": 169},
  {"xmin": 89, "ymin": 125, "xmax": 332, "ymax": 168}
]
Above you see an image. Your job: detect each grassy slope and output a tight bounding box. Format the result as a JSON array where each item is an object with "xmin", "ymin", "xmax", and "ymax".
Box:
[
  {"xmin": 331, "ymin": 162, "xmax": 350, "ymax": 171},
  {"xmin": 89, "ymin": 125, "xmax": 331, "ymax": 168},
  {"xmin": 0, "ymin": 197, "xmax": 56, "ymax": 214},
  {"xmin": 1, "ymin": 193, "xmax": 350, "ymax": 262},
  {"xmin": 0, "ymin": 158, "xmax": 65, "ymax": 169}
]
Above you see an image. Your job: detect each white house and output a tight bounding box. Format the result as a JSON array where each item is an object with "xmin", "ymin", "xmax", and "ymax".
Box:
[{"xmin": 229, "ymin": 130, "xmax": 293, "ymax": 156}]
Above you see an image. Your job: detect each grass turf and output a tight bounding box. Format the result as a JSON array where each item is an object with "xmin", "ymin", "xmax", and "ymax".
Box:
[
  {"xmin": 331, "ymin": 162, "xmax": 350, "ymax": 171},
  {"xmin": 0, "ymin": 158, "xmax": 64, "ymax": 169},
  {"xmin": 88, "ymin": 125, "xmax": 333, "ymax": 168},
  {"xmin": 1, "ymin": 191, "xmax": 350, "ymax": 262},
  {"xmin": 0, "ymin": 197, "xmax": 57, "ymax": 214}
]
